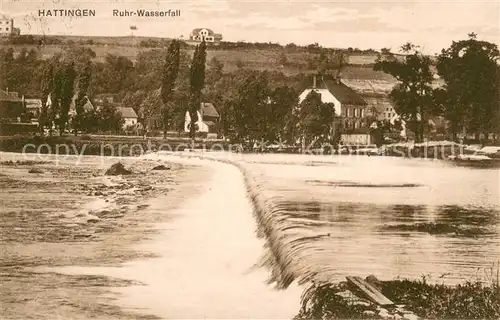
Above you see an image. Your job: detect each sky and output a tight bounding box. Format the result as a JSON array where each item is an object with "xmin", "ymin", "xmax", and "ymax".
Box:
[{"xmin": 1, "ymin": 0, "xmax": 498, "ymax": 54}]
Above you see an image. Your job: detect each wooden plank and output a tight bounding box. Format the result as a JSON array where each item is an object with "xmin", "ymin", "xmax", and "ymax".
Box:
[{"xmin": 346, "ymin": 276, "xmax": 394, "ymax": 306}]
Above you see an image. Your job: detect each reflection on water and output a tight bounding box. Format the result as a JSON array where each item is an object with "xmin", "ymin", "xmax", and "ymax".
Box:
[{"xmin": 238, "ymin": 154, "xmax": 500, "ymax": 286}]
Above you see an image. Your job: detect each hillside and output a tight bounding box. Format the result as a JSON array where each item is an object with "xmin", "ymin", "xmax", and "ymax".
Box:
[{"xmin": 0, "ymin": 34, "xmax": 397, "ymax": 81}]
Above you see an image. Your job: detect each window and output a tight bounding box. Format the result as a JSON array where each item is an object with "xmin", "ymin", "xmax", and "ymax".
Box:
[
  {"xmin": 347, "ymin": 108, "xmax": 351, "ymax": 117},
  {"xmin": 5, "ymin": 28, "xmax": 8, "ymax": 31},
  {"xmin": 360, "ymin": 109, "xmax": 364, "ymax": 118}
]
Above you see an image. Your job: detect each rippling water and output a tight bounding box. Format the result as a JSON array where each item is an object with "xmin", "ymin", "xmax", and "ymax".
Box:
[
  {"xmin": 174, "ymin": 152, "xmax": 499, "ymax": 286},
  {"xmin": 237, "ymin": 154, "xmax": 500, "ymax": 285},
  {"xmin": 5, "ymin": 151, "xmax": 497, "ymax": 318}
]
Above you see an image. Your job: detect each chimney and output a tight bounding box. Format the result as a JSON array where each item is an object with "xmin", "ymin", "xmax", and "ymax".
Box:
[{"xmin": 313, "ymin": 75, "xmax": 316, "ymax": 88}]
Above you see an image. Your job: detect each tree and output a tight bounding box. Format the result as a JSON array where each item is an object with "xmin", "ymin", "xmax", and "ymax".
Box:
[
  {"xmin": 316, "ymin": 49, "xmax": 347, "ymax": 77},
  {"xmin": 207, "ymin": 57, "xmax": 224, "ymax": 84},
  {"xmin": 56, "ymin": 62, "xmax": 77, "ymax": 136},
  {"xmin": 188, "ymin": 40, "xmax": 207, "ymax": 144},
  {"xmin": 39, "ymin": 58, "xmax": 56, "ymax": 134},
  {"xmin": 374, "ymin": 43, "xmax": 434, "ymax": 142},
  {"xmin": 160, "ymin": 39, "xmax": 180, "ymax": 138},
  {"xmin": 297, "ymin": 91, "xmax": 336, "ymax": 147},
  {"xmin": 97, "ymin": 103, "xmax": 124, "ymax": 133},
  {"xmin": 436, "ymin": 34, "xmax": 500, "ymax": 141},
  {"xmin": 72, "ymin": 60, "xmax": 93, "ymax": 135},
  {"xmin": 267, "ymin": 86, "xmax": 298, "ymax": 142},
  {"xmin": 232, "ymin": 73, "xmax": 271, "ymax": 143}
]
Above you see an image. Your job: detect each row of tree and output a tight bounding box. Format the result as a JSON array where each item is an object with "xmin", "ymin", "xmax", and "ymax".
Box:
[
  {"xmin": 374, "ymin": 33, "xmax": 499, "ymax": 142},
  {"xmin": 1, "ymin": 33, "xmax": 498, "ymax": 144}
]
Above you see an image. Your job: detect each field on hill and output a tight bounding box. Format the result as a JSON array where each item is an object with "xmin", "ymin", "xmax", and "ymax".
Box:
[{"xmin": 0, "ymin": 43, "xmax": 394, "ymax": 80}]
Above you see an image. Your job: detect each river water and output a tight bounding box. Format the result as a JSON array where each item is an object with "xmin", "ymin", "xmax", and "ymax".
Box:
[
  {"xmin": 235, "ymin": 153, "xmax": 499, "ymax": 285},
  {"xmin": 38, "ymin": 151, "xmax": 499, "ymax": 318}
]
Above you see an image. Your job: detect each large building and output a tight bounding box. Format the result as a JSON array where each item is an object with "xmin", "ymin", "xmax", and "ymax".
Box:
[
  {"xmin": 189, "ymin": 28, "xmax": 222, "ymax": 44},
  {"xmin": 298, "ymin": 74, "xmax": 369, "ymax": 130},
  {"xmin": 0, "ymin": 14, "xmax": 20, "ymax": 36}
]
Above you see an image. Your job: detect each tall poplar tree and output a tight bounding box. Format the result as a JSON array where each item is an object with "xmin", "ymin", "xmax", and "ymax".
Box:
[
  {"xmin": 73, "ymin": 60, "xmax": 93, "ymax": 135},
  {"xmin": 188, "ymin": 40, "xmax": 207, "ymax": 144},
  {"xmin": 58, "ymin": 62, "xmax": 77, "ymax": 136},
  {"xmin": 39, "ymin": 59, "xmax": 56, "ymax": 135},
  {"xmin": 160, "ymin": 39, "xmax": 180, "ymax": 138}
]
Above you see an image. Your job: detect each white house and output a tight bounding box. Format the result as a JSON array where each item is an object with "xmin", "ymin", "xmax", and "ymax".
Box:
[
  {"xmin": 184, "ymin": 102, "xmax": 220, "ymax": 133},
  {"xmin": 189, "ymin": 28, "xmax": 222, "ymax": 43},
  {"xmin": 0, "ymin": 14, "xmax": 20, "ymax": 36},
  {"xmin": 117, "ymin": 106, "xmax": 138, "ymax": 128},
  {"xmin": 298, "ymin": 74, "xmax": 368, "ymax": 130}
]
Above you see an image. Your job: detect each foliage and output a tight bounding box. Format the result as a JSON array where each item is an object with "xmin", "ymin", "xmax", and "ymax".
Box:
[
  {"xmin": 374, "ymin": 43, "xmax": 434, "ymax": 142},
  {"xmin": 53, "ymin": 61, "xmax": 77, "ymax": 135},
  {"xmin": 188, "ymin": 40, "xmax": 207, "ymax": 140},
  {"xmin": 381, "ymin": 278, "xmax": 500, "ymax": 319},
  {"xmin": 295, "ymin": 278, "xmax": 500, "ymax": 320},
  {"xmin": 72, "ymin": 60, "xmax": 93, "ymax": 134},
  {"xmin": 436, "ymin": 33, "xmax": 500, "ymax": 140},
  {"xmin": 226, "ymin": 72, "xmax": 271, "ymax": 142},
  {"xmin": 160, "ymin": 39, "xmax": 181, "ymax": 136},
  {"xmin": 97, "ymin": 103, "xmax": 124, "ymax": 133},
  {"xmin": 297, "ymin": 90, "xmax": 336, "ymax": 146},
  {"xmin": 38, "ymin": 58, "xmax": 56, "ymax": 132},
  {"xmin": 295, "ymin": 282, "xmax": 376, "ymax": 320}
]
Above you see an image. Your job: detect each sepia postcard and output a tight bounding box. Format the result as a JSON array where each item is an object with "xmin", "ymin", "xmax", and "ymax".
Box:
[{"xmin": 0, "ymin": 0, "xmax": 499, "ymax": 319}]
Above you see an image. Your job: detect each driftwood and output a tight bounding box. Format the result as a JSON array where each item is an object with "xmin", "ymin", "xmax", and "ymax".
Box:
[{"xmin": 346, "ymin": 276, "xmax": 394, "ymax": 306}]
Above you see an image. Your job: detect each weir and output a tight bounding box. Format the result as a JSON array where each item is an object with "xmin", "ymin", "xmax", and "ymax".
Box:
[{"xmin": 152, "ymin": 151, "xmax": 500, "ymax": 287}]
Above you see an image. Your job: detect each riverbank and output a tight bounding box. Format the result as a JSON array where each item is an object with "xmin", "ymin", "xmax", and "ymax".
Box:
[
  {"xmin": 295, "ymin": 275, "xmax": 500, "ymax": 320},
  {"xmin": 0, "ymin": 152, "xmax": 202, "ymax": 319},
  {"xmin": 0, "ymin": 135, "xmax": 232, "ymax": 156}
]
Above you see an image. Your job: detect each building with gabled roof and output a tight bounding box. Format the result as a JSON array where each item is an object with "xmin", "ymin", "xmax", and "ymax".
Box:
[
  {"xmin": 184, "ymin": 102, "xmax": 220, "ymax": 133},
  {"xmin": 0, "ymin": 89, "xmax": 24, "ymax": 120},
  {"xmin": 117, "ymin": 106, "xmax": 138, "ymax": 128},
  {"xmin": 299, "ymin": 74, "xmax": 369, "ymax": 131},
  {"xmin": 189, "ymin": 28, "xmax": 222, "ymax": 43}
]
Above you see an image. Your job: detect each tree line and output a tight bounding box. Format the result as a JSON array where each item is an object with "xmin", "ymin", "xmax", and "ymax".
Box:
[
  {"xmin": 1, "ymin": 33, "xmax": 498, "ymax": 144},
  {"xmin": 374, "ymin": 33, "xmax": 499, "ymax": 142}
]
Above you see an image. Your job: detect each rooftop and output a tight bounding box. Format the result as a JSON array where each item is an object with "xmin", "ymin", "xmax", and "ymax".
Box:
[
  {"xmin": 0, "ymin": 90, "xmax": 22, "ymax": 102},
  {"xmin": 310, "ymin": 74, "xmax": 367, "ymax": 106},
  {"xmin": 201, "ymin": 102, "xmax": 219, "ymax": 118},
  {"xmin": 117, "ymin": 106, "xmax": 138, "ymax": 118}
]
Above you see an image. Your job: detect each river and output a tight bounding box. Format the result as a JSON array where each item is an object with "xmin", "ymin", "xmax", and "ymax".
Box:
[{"xmin": 16, "ymin": 151, "xmax": 498, "ymax": 319}]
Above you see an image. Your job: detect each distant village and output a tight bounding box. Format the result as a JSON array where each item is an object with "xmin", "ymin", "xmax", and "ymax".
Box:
[{"xmin": 0, "ymin": 12, "xmax": 498, "ymax": 149}]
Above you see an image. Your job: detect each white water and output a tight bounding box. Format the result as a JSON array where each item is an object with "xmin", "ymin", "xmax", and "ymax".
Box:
[{"xmin": 50, "ymin": 155, "xmax": 302, "ymax": 319}]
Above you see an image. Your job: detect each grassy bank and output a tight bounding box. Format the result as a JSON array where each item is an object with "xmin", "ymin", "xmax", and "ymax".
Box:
[{"xmin": 295, "ymin": 276, "xmax": 500, "ymax": 320}]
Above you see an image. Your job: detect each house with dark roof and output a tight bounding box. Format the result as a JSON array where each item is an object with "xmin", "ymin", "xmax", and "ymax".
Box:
[
  {"xmin": 299, "ymin": 74, "xmax": 369, "ymax": 130},
  {"xmin": 0, "ymin": 89, "xmax": 24, "ymax": 120},
  {"xmin": 184, "ymin": 102, "xmax": 220, "ymax": 133},
  {"xmin": 189, "ymin": 28, "xmax": 222, "ymax": 43},
  {"xmin": 117, "ymin": 106, "xmax": 138, "ymax": 128}
]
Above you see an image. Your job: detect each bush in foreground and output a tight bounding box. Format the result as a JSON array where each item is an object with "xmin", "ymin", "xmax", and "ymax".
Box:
[{"xmin": 295, "ymin": 278, "xmax": 500, "ymax": 320}]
